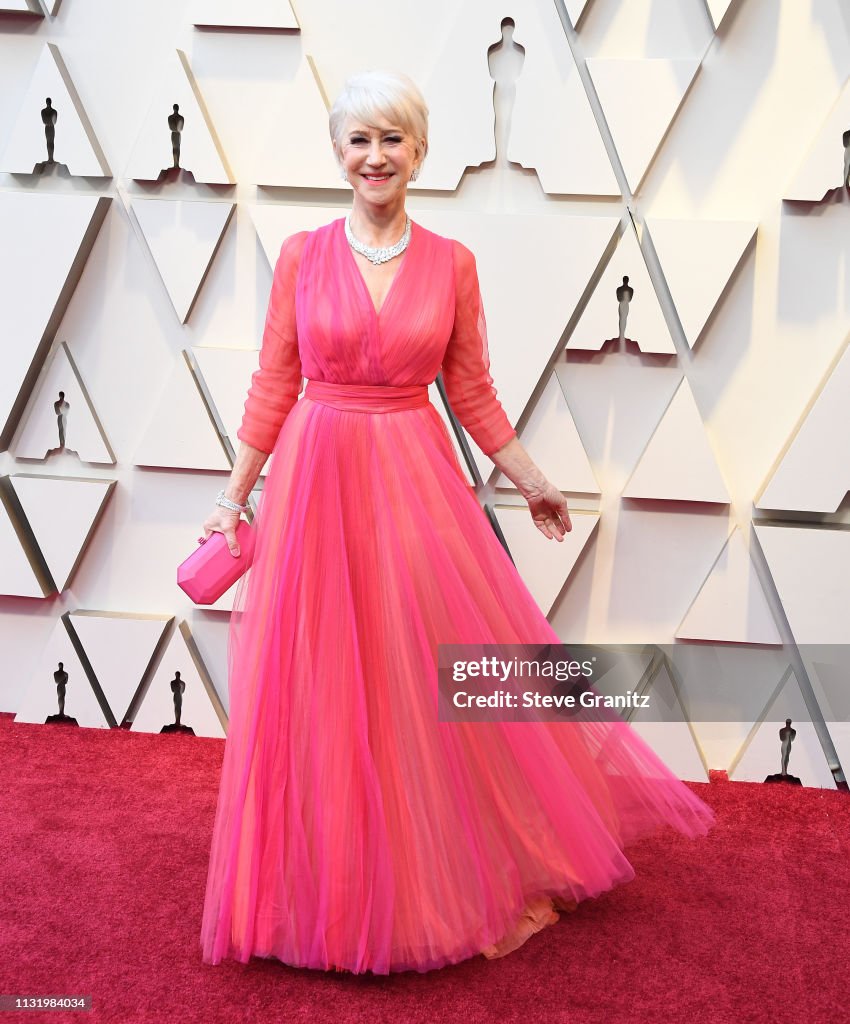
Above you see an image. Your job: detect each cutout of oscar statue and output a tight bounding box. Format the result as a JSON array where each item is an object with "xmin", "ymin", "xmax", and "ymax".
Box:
[
  {"xmin": 160, "ymin": 670, "xmax": 195, "ymax": 734},
  {"xmin": 843, "ymin": 128, "xmax": 850, "ymax": 189},
  {"xmin": 616, "ymin": 275, "xmax": 634, "ymax": 345},
  {"xmin": 169, "ymin": 103, "xmax": 184, "ymax": 170},
  {"xmin": 765, "ymin": 718, "xmax": 802, "ymax": 785},
  {"xmin": 53, "ymin": 390, "xmax": 70, "ymax": 450},
  {"xmin": 45, "ymin": 661, "xmax": 79, "ymax": 726},
  {"xmin": 33, "ymin": 97, "xmax": 60, "ymax": 173},
  {"xmin": 42, "ymin": 97, "xmax": 57, "ymax": 162},
  {"xmin": 487, "ymin": 18, "xmax": 526, "ymax": 170}
]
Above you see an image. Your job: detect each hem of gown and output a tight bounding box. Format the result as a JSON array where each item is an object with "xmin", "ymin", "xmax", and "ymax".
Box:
[
  {"xmin": 200, "ymin": 767, "xmax": 715, "ymax": 973},
  {"xmin": 201, "ymin": 882, "xmax": 608, "ymax": 975},
  {"xmin": 200, "ymin": 857, "xmax": 643, "ymax": 975}
]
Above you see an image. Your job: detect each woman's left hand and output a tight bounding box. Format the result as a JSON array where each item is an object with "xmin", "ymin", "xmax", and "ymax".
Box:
[{"xmin": 524, "ymin": 481, "xmax": 572, "ymax": 541}]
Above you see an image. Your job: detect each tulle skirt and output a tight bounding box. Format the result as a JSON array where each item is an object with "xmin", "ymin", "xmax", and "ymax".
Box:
[{"xmin": 199, "ymin": 381, "xmax": 715, "ymax": 974}]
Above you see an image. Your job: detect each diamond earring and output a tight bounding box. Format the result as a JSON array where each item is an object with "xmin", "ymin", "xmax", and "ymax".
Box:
[
  {"xmin": 409, "ymin": 166, "xmax": 420, "ymax": 182},
  {"xmin": 340, "ymin": 167, "xmax": 349, "ymax": 182}
]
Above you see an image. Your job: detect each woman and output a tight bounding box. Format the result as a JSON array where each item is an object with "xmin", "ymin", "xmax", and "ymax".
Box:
[{"xmin": 198, "ymin": 70, "xmax": 714, "ymax": 975}]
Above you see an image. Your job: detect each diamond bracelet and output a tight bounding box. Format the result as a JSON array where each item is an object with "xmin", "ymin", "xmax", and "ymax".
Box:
[{"xmin": 215, "ymin": 489, "xmax": 250, "ymax": 514}]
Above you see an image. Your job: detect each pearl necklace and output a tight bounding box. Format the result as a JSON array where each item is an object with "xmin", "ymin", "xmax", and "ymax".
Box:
[{"xmin": 345, "ymin": 214, "xmax": 411, "ymax": 266}]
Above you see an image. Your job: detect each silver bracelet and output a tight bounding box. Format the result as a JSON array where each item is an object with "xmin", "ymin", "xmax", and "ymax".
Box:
[{"xmin": 216, "ymin": 489, "xmax": 250, "ymax": 513}]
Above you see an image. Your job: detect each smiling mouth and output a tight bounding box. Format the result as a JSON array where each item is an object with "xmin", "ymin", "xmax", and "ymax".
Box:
[{"xmin": 363, "ymin": 174, "xmax": 391, "ymax": 181}]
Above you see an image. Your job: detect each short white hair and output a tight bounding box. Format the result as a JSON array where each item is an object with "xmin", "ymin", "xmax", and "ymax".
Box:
[{"xmin": 329, "ymin": 70, "xmax": 429, "ymax": 166}]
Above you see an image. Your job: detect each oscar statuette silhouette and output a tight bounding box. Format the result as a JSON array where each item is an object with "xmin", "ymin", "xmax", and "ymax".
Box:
[
  {"xmin": 168, "ymin": 103, "xmax": 184, "ymax": 170},
  {"xmin": 160, "ymin": 671, "xmax": 195, "ymax": 734},
  {"xmin": 765, "ymin": 718, "xmax": 802, "ymax": 785},
  {"xmin": 45, "ymin": 661, "xmax": 79, "ymax": 726}
]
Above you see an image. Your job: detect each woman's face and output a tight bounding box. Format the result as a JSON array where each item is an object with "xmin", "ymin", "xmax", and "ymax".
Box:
[{"xmin": 335, "ymin": 113, "xmax": 422, "ymax": 206}]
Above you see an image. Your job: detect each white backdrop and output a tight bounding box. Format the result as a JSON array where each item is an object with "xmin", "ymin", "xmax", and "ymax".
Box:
[{"xmin": 1, "ymin": 0, "xmax": 849, "ymax": 787}]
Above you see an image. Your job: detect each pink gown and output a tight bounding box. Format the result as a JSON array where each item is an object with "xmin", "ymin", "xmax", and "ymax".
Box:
[{"xmin": 199, "ymin": 217, "xmax": 715, "ymax": 974}]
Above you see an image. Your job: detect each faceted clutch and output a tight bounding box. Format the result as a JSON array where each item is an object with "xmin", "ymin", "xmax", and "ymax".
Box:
[{"xmin": 177, "ymin": 520, "xmax": 256, "ymax": 605}]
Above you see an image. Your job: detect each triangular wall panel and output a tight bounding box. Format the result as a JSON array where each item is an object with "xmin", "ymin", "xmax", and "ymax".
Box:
[
  {"xmin": 0, "ymin": 194, "xmax": 111, "ymax": 452},
  {"xmin": 676, "ymin": 526, "xmax": 782, "ymax": 645},
  {"xmin": 623, "ymin": 378, "xmax": 730, "ymax": 503},
  {"xmin": 493, "ymin": 505, "xmax": 599, "ymax": 616},
  {"xmin": 191, "ymin": 346, "xmax": 260, "ymax": 447},
  {"xmin": 66, "ymin": 610, "xmax": 173, "ymax": 727},
  {"xmin": 191, "ymin": 0, "xmax": 299, "ymax": 28},
  {"xmin": 0, "ymin": 495, "xmax": 46, "ymax": 597},
  {"xmin": 255, "ymin": 55, "xmax": 341, "ymax": 188},
  {"xmin": 130, "ymin": 622, "xmax": 226, "ymax": 737},
  {"xmin": 586, "ymin": 58, "xmax": 701, "ymax": 193},
  {"xmin": 679, "ymin": 649, "xmax": 803, "ymax": 773},
  {"xmin": 757, "ymin": 340, "xmax": 850, "ymax": 514},
  {"xmin": 7, "ymin": 474, "xmax": 115, "ymax": 593},
  {"xmin": 705, "ymin": 0, "xmax": 735, "ymax": 30},
  {"xmin": 124, "ymin": 49, "xmax": 233, "ymax": 183},
  {"xmin": 191, "ymin": 344, "xmax": 280, "ymax": 479},
  {"xmin": 190, "ymin": 345, "xmax": 278, "ymax": 480},
  {"xmin": 567, "ymin": 221, "xmax": 675, "ymax": 353},
  {"xmin": 755, "ymin": 525, "xmax": 850, "ymax": 645},
  {"xmin": 131, "ymin": 198, "xmax": 234, "ymax": 322},
  {"xmin": 495, "ymin": 373, "xmax": 600, "ymax": 495},
  {"xmin": 564, "ymin": 0, "xmax": 593, "ymax": 27},
  {"xmin": 13, "ymin": 341, "xmax": 115, "ymax": 464},
  {"xmin": 730, "ymin": 671, "xmax": 836, "ymax": 789},
  {"xmin": 134, "ymin": 352, "xmax": 231, "ymax": 471},
  {"xmin": 0, "ymin": 42, "xmax": 110, "ymax": 175},
  {"xmin": 646, "ymin": 217, "xmax": 758, "ymax": 349},
  {"xmin": 415, "ymin": 0, "xmax": 606, "ymax": 191},
  {"xmin": 14, "ymin": 618, "xmax": 110, "ymax": 728},
  {"xmin": 551, "ymin": 358, "xmax": 683, "ymax": 500}
]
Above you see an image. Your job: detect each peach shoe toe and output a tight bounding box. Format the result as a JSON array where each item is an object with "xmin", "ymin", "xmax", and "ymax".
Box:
[{"xmin": 481, "ymin": 896, "xmax": 560, "ymax": 960}]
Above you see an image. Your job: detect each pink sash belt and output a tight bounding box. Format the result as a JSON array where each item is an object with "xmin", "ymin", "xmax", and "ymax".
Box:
[{"xmin": 304, "ymin": 380, "xmax": 430, "ymax": 413}]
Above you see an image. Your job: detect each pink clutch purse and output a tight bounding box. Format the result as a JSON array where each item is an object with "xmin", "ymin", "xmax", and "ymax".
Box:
[{"xmin": 177, "ymin": 520, "xmax": 256, "ymax": 605}]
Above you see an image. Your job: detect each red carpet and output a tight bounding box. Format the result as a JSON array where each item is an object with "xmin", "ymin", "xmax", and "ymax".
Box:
[{"xmin": 1, "ymin": 711, "xmax": 847, "ymax": 1024}]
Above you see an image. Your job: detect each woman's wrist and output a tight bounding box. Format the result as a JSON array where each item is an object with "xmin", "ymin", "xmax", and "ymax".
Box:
[
  {"xmin": 220, "ymin": 441, "xmax": 268, "ymax": 508},
  {"xmin": 217, "ymin": 489, "xmax": 250, "ymax": 513},
  {"xmin": 489, "ymin": 437, "xmax": 548, "ymax": 498},
  {"xmin": 516, "ymin": 476, "xmax": 551, "ymax": 502}
]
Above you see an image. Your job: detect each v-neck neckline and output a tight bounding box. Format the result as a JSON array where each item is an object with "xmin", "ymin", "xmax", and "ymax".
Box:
[{"xmin": 341, "ymin": 216, "xmax": 417, "ymax": 321}]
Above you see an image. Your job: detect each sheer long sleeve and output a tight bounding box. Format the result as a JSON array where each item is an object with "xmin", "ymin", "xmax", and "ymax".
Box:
[
  {"xmin": 236, "ymin": 231, "xmax": 307, "ymax": 455},
  {"xmin": 440, "ymin": 241, "xmax": 517, "ymax": 458}
]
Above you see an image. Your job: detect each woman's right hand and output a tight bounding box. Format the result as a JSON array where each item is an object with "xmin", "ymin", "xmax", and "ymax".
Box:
[
  {"xmin": 523, "ymin": 480, "xmax": 572, "ymax": 542},
  {"xmin": 200, "ymin": 505, "xmax": 243, "ymax": 557}
]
